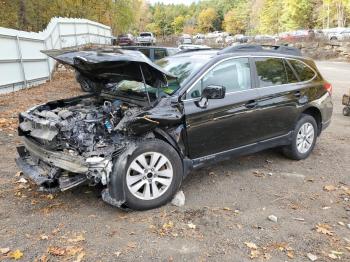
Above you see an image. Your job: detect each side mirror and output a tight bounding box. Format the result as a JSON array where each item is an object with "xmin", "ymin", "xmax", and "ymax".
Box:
[
  {"xmin": 195, "ymin": 85, "xmax": 226, "ymax": 109},
  {"xmin": 202, "ymin": 85, "xmax": 226, "ymax": 99}
]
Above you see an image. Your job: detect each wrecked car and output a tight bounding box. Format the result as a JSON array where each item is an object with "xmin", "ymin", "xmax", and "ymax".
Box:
[{"xmin": 16, "ymin": 45, "xmax": 333, "ymax": 210}]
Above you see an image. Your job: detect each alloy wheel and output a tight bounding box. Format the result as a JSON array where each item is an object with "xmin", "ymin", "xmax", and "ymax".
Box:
[
  {"xmin": 126, "ymin": 152, "xmax": 173, "ymax": 200},
  {"xmin": 296, "ymin": 122, "xmax": 315, "ymax": 154}
]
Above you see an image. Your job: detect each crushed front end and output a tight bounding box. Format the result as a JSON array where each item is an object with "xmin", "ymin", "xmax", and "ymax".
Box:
[{"xmin": 16, "ymin": 95, "xmax": 143, "ymax": 207}]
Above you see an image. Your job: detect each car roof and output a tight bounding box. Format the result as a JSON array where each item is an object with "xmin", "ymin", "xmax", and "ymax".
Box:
[{"xmin": 172, "ymin": 45, "xmax": 305, "ymax": 60}]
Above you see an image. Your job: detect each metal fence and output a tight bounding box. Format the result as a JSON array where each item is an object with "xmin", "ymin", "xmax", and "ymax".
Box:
[{"xmin": 0, "ymin": 17, "xmax": 112, "ymax": 94}]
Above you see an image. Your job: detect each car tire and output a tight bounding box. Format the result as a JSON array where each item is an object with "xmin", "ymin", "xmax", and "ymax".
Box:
[
  {"xmin": 343, "ymin": 107, "xmax": 350, "ymax": 116},
  {"xmin": 123, "ymin": 139, "xmax": 183, "ymax": 210},
  {"xmin": 75, "ymin": 72, "xmax": 93, "ymax": 92},
  {"xmin": 282, "ymin": 114, "xmax": 318, "ymax": 160}
]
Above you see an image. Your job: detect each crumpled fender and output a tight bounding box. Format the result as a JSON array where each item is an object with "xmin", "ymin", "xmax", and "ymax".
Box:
[{"xmin": 101, "ymin": 142, "xmax": 138, "ymax": 209}]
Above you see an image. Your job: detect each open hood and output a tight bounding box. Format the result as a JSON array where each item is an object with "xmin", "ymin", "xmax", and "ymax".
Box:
[{"xmin": 43, "ymin": 49, "xmax": 176, "ymax": 87}]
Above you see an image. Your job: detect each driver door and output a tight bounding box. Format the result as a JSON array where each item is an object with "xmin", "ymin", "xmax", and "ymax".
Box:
[{"xmin": 183, "ymin": 57, "xmax": 261, "ymax": 159}]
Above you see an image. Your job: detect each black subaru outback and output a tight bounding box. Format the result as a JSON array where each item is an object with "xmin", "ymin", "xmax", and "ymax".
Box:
[{"xmin": 16, "ymin": 45, "xmax": 333, "ymax": 210}]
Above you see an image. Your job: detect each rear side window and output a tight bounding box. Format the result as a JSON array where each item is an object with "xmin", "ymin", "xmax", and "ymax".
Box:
[
  {"xmin": 154, "ymin": 49, "xmax": 167, "ymax": 60},
  {"xmin": 284, "ymin": 60, "xmax": 298, "ymax": 83},
  {"xmin": 255, "ymin": 57, "xmax": 287, "ymax": 87},
  {"xmin": 288, "ymin": 60, "xmax": 316, "ymax": 81}
]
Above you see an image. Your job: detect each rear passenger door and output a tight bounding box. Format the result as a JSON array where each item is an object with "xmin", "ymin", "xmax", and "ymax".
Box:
[{"xmin": 253, "ymin": 57, "xmax": 302, "ymax": 140}]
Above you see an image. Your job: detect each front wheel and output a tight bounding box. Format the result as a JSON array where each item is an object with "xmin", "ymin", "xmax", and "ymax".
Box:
[
  {"xmin": 123, "ymin": 139, "xmax": 183, "ymax": 210},
  {"xmin": 283, "ymin": 114, "xmax": 318, "ymax": 160},
  {"xmin": 343, "ymin": 107, "xmax": 350, "ymax": 116}
]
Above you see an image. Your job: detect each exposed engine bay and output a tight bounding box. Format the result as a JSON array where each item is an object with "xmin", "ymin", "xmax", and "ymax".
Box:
[
  {"xmin": 16, "ymin": 95, "xmax": 149, "ymax": 192},
  {"xmin": 20, "ymin": 96, "xmax": 141, "ymax": 154}
]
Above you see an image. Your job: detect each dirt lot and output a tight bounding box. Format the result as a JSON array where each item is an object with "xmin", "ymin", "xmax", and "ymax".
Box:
[{"xmin": 0, "ymin": 61, "xmax": 350, "ymax": 261}]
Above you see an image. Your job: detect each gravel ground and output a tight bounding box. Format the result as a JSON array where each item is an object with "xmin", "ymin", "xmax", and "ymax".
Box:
[{"xmin": 0, "ymin": 61, "xmax": 350, "ymax": 261}]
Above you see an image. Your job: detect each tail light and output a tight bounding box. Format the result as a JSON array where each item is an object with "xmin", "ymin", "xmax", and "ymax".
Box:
[{"xmin": 324, "ymin": 82, "xmax": 333, "ymax": 95}]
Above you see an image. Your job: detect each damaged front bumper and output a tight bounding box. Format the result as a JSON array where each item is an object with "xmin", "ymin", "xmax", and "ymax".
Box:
[{"xmin": 16, "ymin": 137, "xmax": 113, "ymax": 194}]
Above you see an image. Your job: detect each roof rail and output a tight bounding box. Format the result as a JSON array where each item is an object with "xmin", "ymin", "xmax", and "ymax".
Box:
[{"xmin": 218, "ymin": 44, "xmax": 302, "ymax": 57}]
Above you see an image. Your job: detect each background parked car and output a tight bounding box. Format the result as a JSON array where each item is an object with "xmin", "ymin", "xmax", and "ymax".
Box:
[
  {"xmin": 178, "ymin": 34, "xmax": 193, "ymax": 45},
  {"xmin": 136, "ymin": 32, "xmax": 156, "ymax": 46},
  {"xmin": 116, "ymin": 34, "xmax": 135, "ymax": 46},
  {"xmin": 328, "ymin": 28, "xmax": 350, "ymax": 41}
]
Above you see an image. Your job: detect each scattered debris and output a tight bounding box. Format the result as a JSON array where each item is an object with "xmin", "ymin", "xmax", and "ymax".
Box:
[
  {"xmin": 244, "ymin": 242, "xmax": 258, "ymax": 249},
  {"xmin": 187, "ymin": 223, "xmax": 196, "ymax": 229},
  {"xmin": 328, "ymin": 250, "xmax": 343, "ymax": 259},
  {"xmin": 347, "ymin": 224, "xmax": 350, "ymax": 230},
  {"xmin": 293, "ymin": 217, "xmax": 305, "ymax": 221},
  {"xmin": 268, "ymin": 215, "xmax": 278, "ymax": 223},
  {"xmin": 171, "ymin": 191, "xmax": 185, "ymax": 207},
  {"xmin": 16, "ymin": 177, "xmax": 28, "ymax": 184},
  {"xmin": 307, "ymin": 253, "xmax": 318, "ymax": 261}
]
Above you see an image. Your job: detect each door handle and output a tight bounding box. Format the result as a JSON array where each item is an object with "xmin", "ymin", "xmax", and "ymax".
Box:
[
  {"xmin": 294, "ymin": 91, "xmax": 301, "ymax": 97},
  {"xmin": 245, "ymin": 100, "xmax": 257, "ymax": 108}
]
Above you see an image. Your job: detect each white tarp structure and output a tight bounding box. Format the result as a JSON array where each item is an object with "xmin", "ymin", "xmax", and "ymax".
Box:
[{"xmin": 0, "ymin": 17, "xmax": 112, "ymax": 94}]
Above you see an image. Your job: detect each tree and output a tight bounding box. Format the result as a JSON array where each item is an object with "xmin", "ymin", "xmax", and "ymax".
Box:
[
  {"xmin": 172, "ymin": 15, "xmax": 185, "ymax": 34},
  {"xmin": 258, "ymin": 0, "xmax": 284, "ymax": 34},
  {"xmin": 197, "ymin": 7, "xmax": 217, "ymax": 32},
  {"xmin": 223, "ymin": 1, "xmax": 250, "ymax": 34},
  {"xmin": 281, "ymin": 0, "xmax": 315, "ymax": 31}
]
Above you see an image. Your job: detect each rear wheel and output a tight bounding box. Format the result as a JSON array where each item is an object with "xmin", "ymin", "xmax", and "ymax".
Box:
[
  {"xmin": 283, "ymin": 114, "xmax": 317, "ymax": 160},
  {"xmin": 123, "ymin": 139, "xmax": 183, "ymax": 210},
  {"xmin": 343, "ymin": 106, "xmax": 350, "ymax": 116}
]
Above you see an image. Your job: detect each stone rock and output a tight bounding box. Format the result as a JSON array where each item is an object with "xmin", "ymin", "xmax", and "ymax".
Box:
[
  {"xmin": 171, "ymin": 190, "xmax": 185, "ymax": 207},
  {"xmin": 307, "ymin": 253, "xmax": 318, "ymax": 261},
  {"xmin": 267, "ymin": 215, "xmax": 278, "ymax": 223}
]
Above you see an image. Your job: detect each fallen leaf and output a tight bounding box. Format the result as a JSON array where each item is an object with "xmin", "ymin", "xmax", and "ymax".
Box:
[
  {"xmin": 324, "ymin": 185, "xmax": 336, "ymax": 192},
  {"xmin": 250, "ymin": 249, "xmax": 260, "ymax": 259},
  {"xmin": 187, "ymin": 223, "xmax": 196, "ymax": 229},
  {"xmin": 73, "ymin": 252, "xmax": 85, "ymax": 262},
  {"xmin": 245, "ymin": 242, "xmax": 258, "ymax": 249},
  {"xmin": 40, "ymin": 235, "xmax": 48, "ymax": 240},
  {"xmin": 0, "ymin": 247, "xmax": 10, "ymax": 254},
  {"xmin": 39, "ymin": 254, "xmax": 48, "ymax": 262},
  {"xmin": 46, "ymin": 194, "xmax": 54, "ymax": 200},
  {"xmin": 66, "ymin": 246, "xmax": 84, "ymax": 256},
  {"xmin": 15, "ymin": 171, "xmax": 22, "ymax": 177},
  {"xmin": 68, "ymin": 234, "xmax": 85, "ymax": 243},
  {"xmin": 287, "ymin": 251, "xmax": 294, "ymax": 258},
  {"xmin": 223, "ymin": 207, "xmax": 231, "ymax": 211},
  {"xmin": 162, "ymin": 221, "xmax": 174, "ymax": 229},
  {"xmin": 8, "ymin": 249, "xmax": 23, "ymax": 260},
  {"xmin": 47, "ymin": 246, "xmax": 65, "ymax": 256},
  {"xmin": 315, "ymin": 223, "xmax": 333, "ymax": 236}
]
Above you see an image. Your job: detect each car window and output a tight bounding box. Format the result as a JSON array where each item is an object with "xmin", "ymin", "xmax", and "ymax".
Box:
[
  {"xmin": 138, "ymin": 48, "xmax": 150, "ymax": 58},
  {"xmin": 255, "ymin": 57, "xmax": 288, "ymax": 87},
  {"xmin": 186, "ymin": 58, "xmax": 251, "ymax": 99},
  {"xmin": 154, "ymin": 49, "xmax": 167, "ymax": 60},
  {"xmin": 289, "ymin": 59, "xmax": 316, "ymax": 82},
  {"xmin": 284, "ymin": 59, "xmax": 298, "ymax": 83}
]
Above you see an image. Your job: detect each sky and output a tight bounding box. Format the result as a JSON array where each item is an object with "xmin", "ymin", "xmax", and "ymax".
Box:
[{"xmin": 147, "ymin": 0, "xmax": 199, "ymax": 5}]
